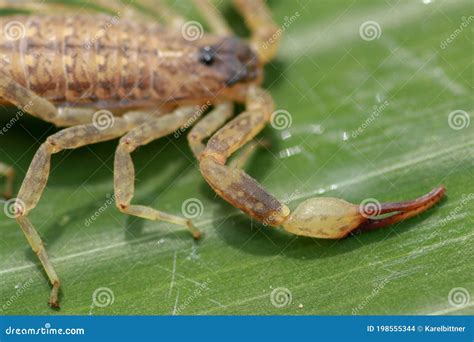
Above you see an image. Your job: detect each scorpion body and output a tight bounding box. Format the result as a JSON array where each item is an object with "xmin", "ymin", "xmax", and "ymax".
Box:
[
  {"xmin": 0, "ymin": 0, "xmax": 445, "ymax": 309},
  {"xmin": 0, "ymin": 15, "xmax": 259, "ymax": 109}
]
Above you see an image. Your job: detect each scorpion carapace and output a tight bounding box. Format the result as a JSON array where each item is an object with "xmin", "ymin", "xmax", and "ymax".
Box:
[{"xmin": 0, "ymin": 0, "xmax": 445, "ymax": 309}]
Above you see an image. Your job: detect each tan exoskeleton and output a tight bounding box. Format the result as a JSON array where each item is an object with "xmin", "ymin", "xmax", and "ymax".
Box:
[{"xmin": 0, "ymin": 0, "xmax": 445, "ymax": 308}]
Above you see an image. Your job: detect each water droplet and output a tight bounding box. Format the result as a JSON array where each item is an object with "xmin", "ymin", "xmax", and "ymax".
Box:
[
  {"xmin": 186, "ymin": 244, "xmax": 200, "ymax": 261},
  {"xmin": 433, "ymin": 67, "xmax": 443, "ymax": 76},
  {"xmin": 310, "ymin": 124, "xmax": 324, "ymax": 134},
  {"xmin": 280, "ymin": 130, "xmax": 292, "ymax": 140},
  {"xmin": 279, "ymin": 146, "xmax": 302, "ymax": 159},
  {"xmin": 59, "ymin": 215, "xmax": 71, "ymax": 226}
]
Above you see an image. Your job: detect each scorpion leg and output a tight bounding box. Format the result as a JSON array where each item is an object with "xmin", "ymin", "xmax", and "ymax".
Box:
[
  {"xmin": 0, "ymin": 1, "xmax": 104, "ymax": 15},
  {"xmin": 14, "ymin": 117, "xmax": 136, "ymax": 308},
  {"xmin": 140, "ymin": 0, "xmax": 186, "ymax": 29},
  {"xmin": 0, "ymin": 72, "xmax": 57, "ymax": 124},
  {"xmin": 200, "ymin": 85, "xmax": 446, "ymax": 239},
  {"xmin": 0, "ymin": 162, "xmax": 15, "ymax": 199},
  {"xmin": 0, "ymin": 71, "xmax": 113, "ymax": 127},
  {"xmin": 193, "ymin": 0, "xmax": 232, "ymax": 34},
  {"xmin": 0, "ymin": 1, "xmax": 57, "ymax": 13},
  {"xmin": 54, "ymin": 107, "xmax": 97, "ymax": 127},
  {"xmin": 233, "ymin": 0, "xmax": 281, "ymax": 64},
  {"xmin": 228, "ymin": 138, "xmax": 270, "ymax": 170},
  {"xmin": 0, "ymin": 72, "xmax": 101, "ymax": 128},
  {"xmin": 114, "ymin": 107, "xmax": 202, "ymax": 239},
  {"xmin": 94, "ymin": 0, "xmax": 144, "ymax": 19},
  {"xmin": 0, "ymin": 0, "xmax": 143, "ymax": 19},
  {"xmin": 187, "ymin": 101, "xmax": 267, "ymax": 167},
  {"xmin": 188, "ymin": 102, "xmax": 234, "ymax": 158}
]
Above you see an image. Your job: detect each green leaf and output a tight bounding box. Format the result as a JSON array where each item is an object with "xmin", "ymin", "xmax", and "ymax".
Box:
[{"xmin": 0, "ymin": 0, "xmax": 472, "ymax": 315}]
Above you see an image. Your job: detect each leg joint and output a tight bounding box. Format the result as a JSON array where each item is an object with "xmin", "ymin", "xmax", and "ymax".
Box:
[
  {"xmin": 187, "ymin": 131, "xmax": 200, "ymax": 143},
  {"xmin": 116, "ymin": 202, "xmax": 129, "ymax": 213},
  {"xmin": 43, "ymin": 138, "xmax": 62, "ymax": 154},
  {"xmin": 199, "ymin": 151, "xmax": 226, "ymax": 165},
  {"xmin": 118, "ymin": 136, "xmax": 138, "ymax": 153}
]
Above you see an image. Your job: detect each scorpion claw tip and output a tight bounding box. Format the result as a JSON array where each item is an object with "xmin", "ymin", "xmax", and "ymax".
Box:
[
  {"xmin": 48, "ymin": 299, "xmax": 60, "ymax": 309},
  {"xmin": 355, "ymin": 186, "xmax": 446, "ymax": 233}
]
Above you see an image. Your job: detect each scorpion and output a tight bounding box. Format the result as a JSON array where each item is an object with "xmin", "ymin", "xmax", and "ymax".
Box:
[{"xmin": 0, "ymin": 0, "xmax": 445, "ymax": 308}]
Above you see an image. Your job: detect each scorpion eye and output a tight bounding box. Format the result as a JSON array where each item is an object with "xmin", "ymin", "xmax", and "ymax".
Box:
[{"xmin": 199, "ymin": 46, "xmax": 215, "ymax": 66}]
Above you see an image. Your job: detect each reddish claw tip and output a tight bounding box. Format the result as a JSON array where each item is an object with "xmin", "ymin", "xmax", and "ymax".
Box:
[
  {"xmin": 48, "ymin": 282, "xmax": 60, "ymax": 309},
  {"xmin": 355, "ymin": 186, "xmax": 446, "ymax": 233},
  {"xmin": 48, "ymin": 299, "xmax": 60, "ymax": 309}
]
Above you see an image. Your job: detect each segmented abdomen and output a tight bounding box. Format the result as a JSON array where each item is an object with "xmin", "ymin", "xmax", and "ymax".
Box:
[{"xmin": 0, "ymin": 15, "xmax": 181, "ymax": 106}]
